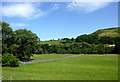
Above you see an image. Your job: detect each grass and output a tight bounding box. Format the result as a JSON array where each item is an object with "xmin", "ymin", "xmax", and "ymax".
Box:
[
  {"xmin": 2, "ymin": 54, "xmax": 118, "ymax": 80},
  {"xmin": 92, "ymin": 27, "xmax": 120, "ymax": 37},
  {"xmin": 0, "ymin": 54, "xmax": 1, "ymax": 79},
  {"xmin": 38, "ymin": 40, "xmax": 65, "ymax": 45},
  {"xmin": 30, "ymin": 54, "xmax": 75, "ymax": 61}
]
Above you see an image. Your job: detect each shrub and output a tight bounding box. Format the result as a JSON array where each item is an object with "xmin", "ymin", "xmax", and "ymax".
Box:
[{"xmin": 2, "ymin": 53, "xmax": 20, "ymax": 67}]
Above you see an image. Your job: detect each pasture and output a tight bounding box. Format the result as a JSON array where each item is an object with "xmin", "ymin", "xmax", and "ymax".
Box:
[
  {"xmin": 30, "ymin": 54, "xmax": 75, "ymax": 61},
  {"xmin": 38, "ymin": 40, "xmax": 65, "ymax": 45},
  {"xmin": 2, "ymin": 54, "xmax": 118, "ymax": 80}
]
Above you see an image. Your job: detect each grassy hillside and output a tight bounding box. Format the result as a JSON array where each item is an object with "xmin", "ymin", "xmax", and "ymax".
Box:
[
  {"xmin": 91, "ymin": 27, "xmax": 120, "ymax": 37},
  {"xmin": 38, "ymin": 40, "xmax": 65, "ymax": 45},
  {"xmin": 39, "ymin": 27, "xmax": 120, "ymax": 45}
]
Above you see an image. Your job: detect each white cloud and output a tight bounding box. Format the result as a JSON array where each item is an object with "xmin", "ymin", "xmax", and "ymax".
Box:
[
  {"xmin": 2, "ymin": 3, "xmax": 47, "ymax": 19},
  {"xmin": 52, "ymin": 4, "xmax": 59, "ymax": 10},
  {"xmin": 67, "ymin": 0, "xmax": 112, "ymax": 13},
  {"xmin": 10, "ymin": 23, "xmax": 29, "ymax": 27}
]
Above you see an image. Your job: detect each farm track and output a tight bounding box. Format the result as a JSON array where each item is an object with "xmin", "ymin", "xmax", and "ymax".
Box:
[{"xmin": 20, "ymin": 54, "xmax": 84, "ymax": 65}]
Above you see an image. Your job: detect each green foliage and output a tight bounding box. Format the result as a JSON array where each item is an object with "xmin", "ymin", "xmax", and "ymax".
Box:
[
  {"xmin": 2, "ymin": 21, "xmax": 120, "ymax": 60},
  {"xmin": 71, "ymin": 37, "xmax": 74, "ymax": 41},
  {"xmin": 114, "ymin": 28, "xmax": 120, "ymax": 34},
  {"xmin": 75, "ymin": 34, "xmax": 99, "ymax": 44},
  {"xmin": 2, "ymin": 22, "xmax": 39, "ymax": 61},
  {"xmin": 13, "ymin": 29, "xmax": 38, "ymax": 61},
  {"xmin": 61, "ymin": 38, "xmax": 70, "ymax": 40},
  {"xmin": 37, "ymin": 27, "xmax": 120, "ymax": 55},
  {"xmin": 2, "ymin": 22, "xmax": 14, "ymax": 54},
  {"xmin": 114, "ymin": 42, "xmax": 120, "ymax": 54},
  {"xmin": 35, "ymin": 42, "xmax": 114, "ymax": 54},
  {"xmin": 99, "ymin": 36, "xmax": 115, "ymax": 44},
  {"xmin": 2, "ymin": 53, "xmax": 20, "ymax": 67},
  {"xmin": 75, "ymin": 33, "xmax": 119, "ymax": 45},
  {"xmin": 39, "ymin": 40, "xmax": 65, "ymax": 45}
]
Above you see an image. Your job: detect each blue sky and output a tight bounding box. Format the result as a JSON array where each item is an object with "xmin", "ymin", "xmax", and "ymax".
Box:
[{"xmin": 2, "ymin": 2, "xmax": 118, "ymax": 41}]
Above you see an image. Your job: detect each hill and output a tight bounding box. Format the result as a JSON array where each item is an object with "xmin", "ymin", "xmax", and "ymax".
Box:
[
  {"xmin": 91, "ymin": 27, "xmax": 120, "ymax": 37},
  {"xmin": 39, "ymin": 27, "xmax": 120, "ymax": 45}
]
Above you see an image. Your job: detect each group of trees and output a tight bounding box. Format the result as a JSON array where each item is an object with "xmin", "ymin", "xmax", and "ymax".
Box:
[
  {"xmin": 2, "ymin": 22, "xmax": 39, "ymax": 61},
  {"xmin": 35, "ymin": 42, "xmax": 115, "ymax": 54},
  {"xmin": 75, "ymin": 34, "xmax": 120, "ymax": 44},
  {"xmin": 1, "ymin": 21, "xmax": 120, "ymax": 67},
  {"xmin": 2, "ymin": 21, "xmax": 39, "ymax": 66},
  {"xmin": 35, "ymin": 30, "xmax": 120, "ymax": 54}
]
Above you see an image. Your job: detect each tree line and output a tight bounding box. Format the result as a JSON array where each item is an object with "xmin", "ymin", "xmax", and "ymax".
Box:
[
  {"xmin": 35, "ymin": 42, "xmax": 115, "ymax": 54},
  {"xmin": 1, "ymin": 21, "xmax": 120, "ymax": 67}
]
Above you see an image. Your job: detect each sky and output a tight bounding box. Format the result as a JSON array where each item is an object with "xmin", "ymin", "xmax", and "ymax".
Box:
[{"xmin": 2, "ymin": 1, "xmax": 118, "ymax": 41}]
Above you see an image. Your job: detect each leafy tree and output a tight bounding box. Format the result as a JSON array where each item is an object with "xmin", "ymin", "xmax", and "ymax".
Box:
[
  {"xmin": 96, "ymin": 44, "xmax": 105, "ymax": 54},
  {"xmin": 99, "ymin": 36, "xmax": 115, "ymax": 44},
  {"xmin": 0, "ymin": 21, "xmax": 1, "ymax": 54},
  {"xmin": 2, "ymin": 53, "xmax": 20, "ymax": 67},
  {"xmin": 66, "ymin": 39, "xmax": 71, "ymax": 43},
  {"xmin": 41, "ymin": 44, "xmax": 50, "ymax": 54},
  {"xmin": 2, "ymin": 22, "xmax": 39, "ymax": 61},
  {"xmin": 61, "ymin": 38, "xmax": 70, "ymax": 40},
  {"xmin": 14, "ymin": 29, "xmax": 39, "ymax": 61},
  {"xmin": 114, "ymin": 42, "xmax": 120, "ymax": 54},
  {"xmin": 71, "ymin": 37, "xmax": 74, "ymax": 41},
  {"xmin": 50, "ymin": 44, "xmax": 57, "ymax": 53},
  {"xmin": 2, "ymin": 22, "xmax": 14, "ymax": 54},
  {"xmin": 75, "ymin": 34, "xmax": 88, "ymax": 42},
  {"xmin": 75, "ymin": 34, "xmax": 99, "ymax": 44},
  {"xmin": 35, "ymin": 44, "xmax": 43, "ymax": 54},
  {"xmin": 114, "ymin": 37, "xmax": 120, "ymax": 43}
]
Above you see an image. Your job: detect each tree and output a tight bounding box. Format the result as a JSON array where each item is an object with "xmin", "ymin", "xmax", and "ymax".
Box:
[
  {"xmin": 96, "ymin": 44, "xmax": 105, "ymax": 54},
  {"xmin": 2, "ymin": 22, "xmax": 14, "ymax": 54},
  {"xmin": 2, "ymin": 22, "xmax": 39, "ymax": 61},
  {"xmin": 75, "ymin": 34, "xmax": 99, "ymax": 44},
  {"xmin": 0, "ymin": 21, "xmax": 1, "ymax": 54},
  {"xmin": 99, "ymin": 36, "xmax": 115, "ymax": 44},
  {"xmin": 71, "ymin": 37, "xmax": 74, "ymax": 41},
  {"xmin": 2, "ymin": 53, "xmax": 20, "ymax": 67},
  {"xmin": 14, "ymin": 29, "xmax": 39, "ymax": 61},
  {"xmin": 41, "ymin": 44, "xmax": 50, "ymax": 54},
  {"xmin": 61, "ymin": 38, "xmax": 70, "ymax": 40},
  {"xmin": 114, "ymin": 42, "xmax": 120, "ymax": 54},
  {"xmin": 50, "ymin": 44, "xmax": 57, "ymax": 53}
]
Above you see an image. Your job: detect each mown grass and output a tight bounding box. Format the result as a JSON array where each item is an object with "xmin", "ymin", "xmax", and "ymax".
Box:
[
  {"xmin": 2, "ymin": 54, "xmax": 118, "ymax": 80},
  {"xmin": 30, "ymin": 54, "xmax": 75, "ymax": 61}
]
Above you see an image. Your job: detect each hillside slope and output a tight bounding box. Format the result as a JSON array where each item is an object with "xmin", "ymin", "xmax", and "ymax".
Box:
[
  {"xmin": 39, "ymin": 27, "xmax": 120, "ymax": 45},
  {"xmin": 91, "ymin": 27, "xmax": 120, "ymax": 37},
  {"xmin": 38, "ymin": 40, "xmax": 65, "ymax": 45}
]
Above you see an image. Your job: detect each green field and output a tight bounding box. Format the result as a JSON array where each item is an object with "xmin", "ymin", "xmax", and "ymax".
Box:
[
  {"xmin": 38, "ymin": 40, "xmax": 65, "ymax": 45},
  {"xmin": 2, "ymin": 54, "xmax": 118, "ymax": 80},
  {"xmin": 30, "ymin": 54, "xmax": 75, "ymax": 61}
]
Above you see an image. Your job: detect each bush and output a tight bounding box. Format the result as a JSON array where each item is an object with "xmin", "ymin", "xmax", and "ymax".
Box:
[
  {"xmin": 114, "ymin": 42, "xmax": 120, "ymax": 54},
  {"xmin": 2, "ymin": 53, "xmax": 20, "ymax": 67}
]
